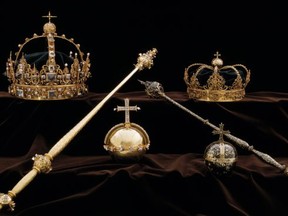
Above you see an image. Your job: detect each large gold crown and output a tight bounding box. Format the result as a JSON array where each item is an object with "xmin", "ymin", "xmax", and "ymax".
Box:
[
  {"xmin": 5, "ymin": 12, "xmax": 91, "ymax": 100},
  {"xmin": 184, "ymin": 52, "xmax": 250, "ymax": 102}
]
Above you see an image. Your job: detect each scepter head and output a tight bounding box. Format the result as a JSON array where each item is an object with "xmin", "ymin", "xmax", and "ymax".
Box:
[{"xmin": 138, "ymin": 80, "xmax": 164, "ymax": 98}]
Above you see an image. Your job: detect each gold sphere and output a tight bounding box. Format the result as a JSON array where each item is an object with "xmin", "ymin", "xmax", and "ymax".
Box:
[
  {"xmin": 211, "ymin": 57, "xmax": 223, "ymax": 67},
  {"xmin": 43, "ymin": 22, "xmax": 56, "ymax": 34},
  {"xmin": 104, "ymin": 123, "xmax": 150, "ymax": 162}
]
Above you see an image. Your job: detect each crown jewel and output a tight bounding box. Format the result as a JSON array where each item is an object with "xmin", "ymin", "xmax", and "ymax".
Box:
[
  {"xmin": 104, "ymin": 98, "xmax": 150, "ymax": 161},
  {"xmin": 5, "ymin": 12, "xmax": 91, "ymax": 100},
  {"xmin": 184, "ymin": 52, "xmax": 250, "ymax": 102}
]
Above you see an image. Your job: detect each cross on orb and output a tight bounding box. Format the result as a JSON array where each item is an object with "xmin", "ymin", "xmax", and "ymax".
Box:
[{"xmin": 114, "ymin": 98, "xmax": 140, "ymax": 127}]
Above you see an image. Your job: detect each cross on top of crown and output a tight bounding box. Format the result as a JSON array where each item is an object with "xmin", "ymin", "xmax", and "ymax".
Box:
[
  {"xmin": 214, "ymin": 51, "xmax": 221, "ymax": 59},
  {"xmin": 42, "ymin": 11, "xmax": 57, "ymax": 23}
]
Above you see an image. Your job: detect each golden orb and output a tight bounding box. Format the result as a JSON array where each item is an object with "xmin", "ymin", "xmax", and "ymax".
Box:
[
  {"xmin": 104, "ymin": 98, "xmax": 150, "ymax": 162},
  {"xmin": 104, "ymin": 123, "xmax": 150, "ymax": 162},
  {"xmin": 43, "ymin": 22, "xmax": 56, "ymax": 34}
]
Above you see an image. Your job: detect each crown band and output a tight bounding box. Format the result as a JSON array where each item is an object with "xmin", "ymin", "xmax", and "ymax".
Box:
[{"xmin": 187, "ymin": 88, "xmax": 246, "ymax": 102}]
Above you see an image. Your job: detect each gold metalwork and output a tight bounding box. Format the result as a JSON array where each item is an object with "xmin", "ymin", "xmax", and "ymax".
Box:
[
  {"xmin": 0, "ymin": 49, "xmax": 157, "ymax": 212},
  {"xmin": 184, "ymin": 51, "xmax": 250, "ymax": 102},
  {"xmin": 204, "ymin": 123, "xmax": 238, "ymax": 175},
  {"xmin": 0, "ymin": 193, "xmax": 15, "ymax": 211},
  {"xmin": 139, "ymin": 80, "xmax": 288, "ymax": 175},
  {"xmin": 32, "ymin": 154, "xmax": 53, "ymax": 173},
  {"xmin": 135, "ymin": 48, "xmax": 157, "ymax": 70},
  {"xmin": 104, "ymin": 98, "xmax": 150, "ymax": 161},
  {"xmin": 5, "ymin": 11, "xmax": 91, "ymax": 100}
]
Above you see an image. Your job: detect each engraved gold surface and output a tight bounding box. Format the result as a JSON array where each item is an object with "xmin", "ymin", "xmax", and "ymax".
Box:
[
  {"xmin": 104, "ymin": 123, "xmax": 150, "ymax": 161},
  {"xmin": 0, "ymin": 49, "xmax": 157, "ymax": 212},
  {"xmin": 5, "ymin": 11, "xmax": 91, "ymax": 100},
  {"xmin": 184, "ymin": 51, "xmax": 250, "ymax": 102}
]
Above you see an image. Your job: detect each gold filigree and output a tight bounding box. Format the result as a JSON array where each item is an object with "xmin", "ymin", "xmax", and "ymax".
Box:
[
  {"xmin": 135, "ymin": 48, "xmax": 157, "ymax": 70},
  {"xmin": 0, "ymin": 49, "xmax": 157, "ymax": 213},
  {"xmin": 0, "ymin": 193, "xmax": 15, "ymax": 211},
  {"xmin": 32, "ymin": 154, "xmax": 53, "ymax": 174},
  {"xmin": 184, "ymin": 51, "xmax": 250, "ymax": 102},
  {"xmin": 5, "ymin": 11, "xmax": 91, "ymax": 100}
]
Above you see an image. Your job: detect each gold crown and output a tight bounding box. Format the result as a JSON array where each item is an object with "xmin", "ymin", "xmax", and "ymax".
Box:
[
  {"xmin": 184, "ymin": 52, "xmax": 250, "ymax": 102},
  {"xmin": 5, "ymin": 12, "xmax": 91, "ymax": 100}
]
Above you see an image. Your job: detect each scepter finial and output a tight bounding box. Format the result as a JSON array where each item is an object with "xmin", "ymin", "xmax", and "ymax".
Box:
[
  {"xmin": 138, "ymin": 80, "xmax": 164, "ymax": 98},
  {"xmin": 135, "ymin": 48, "xmax": 157, "ymax": 70}
]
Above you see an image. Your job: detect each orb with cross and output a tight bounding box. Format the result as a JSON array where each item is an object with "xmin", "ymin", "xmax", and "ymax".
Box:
[
  {"xmin": 203, "ymin": 123, "xmax": 238, "ymax": 176},
  {"xmin": 104, "ymin": 98, "xmax": 150, "ymax": 161}
]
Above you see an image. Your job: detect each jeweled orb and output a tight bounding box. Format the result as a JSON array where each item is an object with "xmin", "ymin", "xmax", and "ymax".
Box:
[{"xmin": 204, "ymin": 141, "xmax": 237, "ymax": 176}]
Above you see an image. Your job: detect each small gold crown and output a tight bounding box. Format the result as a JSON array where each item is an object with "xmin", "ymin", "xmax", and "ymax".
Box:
[
  {"xmin": 5, "ymin": 12, "xmax": 91, "ymax": 100},
  {"xmin": 184, "ymin": 52, "xmax": 250, "ymax": 102}
]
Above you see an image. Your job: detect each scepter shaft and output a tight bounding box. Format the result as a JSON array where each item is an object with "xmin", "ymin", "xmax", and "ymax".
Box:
[
  {"xmin": 139, "ymin": 80, "xmax": 287, "ymax": 175},
  {"xmin": 0, "ymin": 48, "xmax": 157, "ymax": 212},
  {"xmin": 49, "ymin": 66, "xmax": 139, "ymax": 158}
]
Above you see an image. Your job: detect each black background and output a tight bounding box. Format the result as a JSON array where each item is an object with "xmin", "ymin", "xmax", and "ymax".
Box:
[
  {"xmin": 0, "ymin": 2, "xmax": 288, "ymax": 215},
  {"xmin": 0, "ymin": 0, "xmax": 287, "ymax": 93}
]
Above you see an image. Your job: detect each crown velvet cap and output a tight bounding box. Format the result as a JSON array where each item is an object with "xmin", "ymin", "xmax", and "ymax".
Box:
[
  {"xmin": 5, "ymin": 12, "xmax": 91, "ymax": 100},
  {"xmin": 184, "ymin": 52, "xmax": 250, "ymax": 102}
]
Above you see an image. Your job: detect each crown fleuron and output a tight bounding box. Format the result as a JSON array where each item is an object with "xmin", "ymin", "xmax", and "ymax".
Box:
[
  {"xmin": 5, "ymin": 12, "xmax": 91, "ymax": 100},
  {"xmin": 184, "ymin": 52, "xmax": 250, "ymax": 102}
]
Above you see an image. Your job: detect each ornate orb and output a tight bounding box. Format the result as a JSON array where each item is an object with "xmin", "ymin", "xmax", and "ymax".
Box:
[
  {"xmin": 104, "ymin": 123, "xmax": 150, "ymax": 162},
  {"xmin": 204, "ymin": 141, "xmax": 237, "ymax": 176},
  {"xmin": 43, "ymin": 22, "xmax": 56, "ymax": 34},
  {"xmin": 211, "ymin": 57, "xmax": 223, "ymax": 67}
]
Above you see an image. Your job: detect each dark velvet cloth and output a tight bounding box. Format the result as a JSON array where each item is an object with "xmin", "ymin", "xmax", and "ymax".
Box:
[{"xmin": 0, "ymin": 91, "xmax": 288, "ymax": 216}]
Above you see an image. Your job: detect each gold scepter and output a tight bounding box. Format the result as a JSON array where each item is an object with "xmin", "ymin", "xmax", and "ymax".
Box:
[
  {"xmin": 138, "ymin": 80, "xmax": 288, "ymax": 175},
  {"xmin": 0, "ymin": 48, "xmax": 157, "ymax": 212}
]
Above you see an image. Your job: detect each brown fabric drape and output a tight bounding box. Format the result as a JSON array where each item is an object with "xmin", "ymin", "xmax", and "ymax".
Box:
[{"xmin": 0, "ymin": 91, "xmax": 288, "ymax": 216}]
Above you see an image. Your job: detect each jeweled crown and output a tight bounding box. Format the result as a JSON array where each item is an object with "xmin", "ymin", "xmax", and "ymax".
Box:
[
  {"xmin": 5, "ymin": 12, "xmax": 91, "ymax": 100},
  {"xmin": 184, "ymin": 52, "xmax": 250, "ymax": 102}
]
